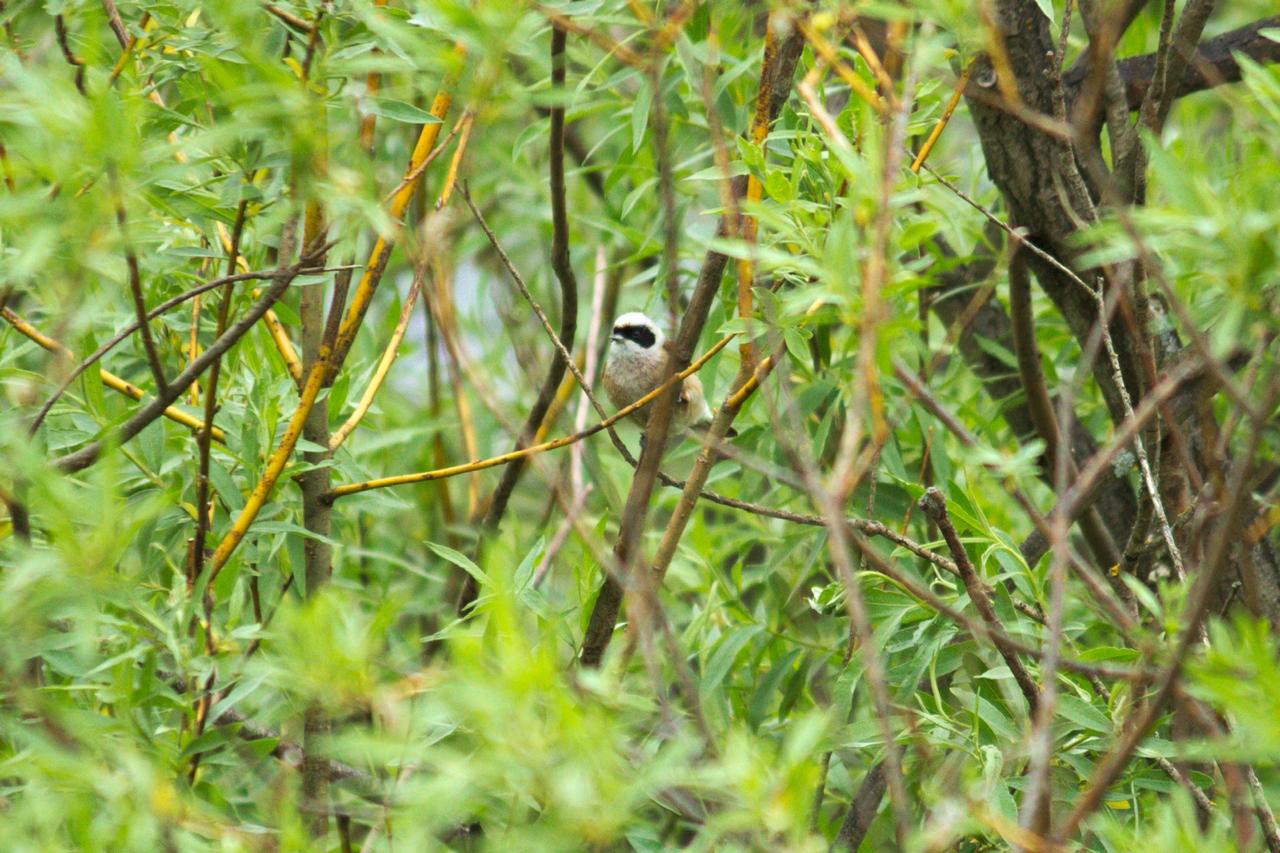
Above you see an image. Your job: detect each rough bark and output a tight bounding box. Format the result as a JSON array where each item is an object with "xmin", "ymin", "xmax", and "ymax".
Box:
[{"xmin": 965, "ymin": 4, "xmax": 1148, "ymax": 429}]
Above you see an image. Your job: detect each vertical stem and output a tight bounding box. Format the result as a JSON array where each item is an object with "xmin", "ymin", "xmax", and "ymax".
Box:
[
  {"xmin": 467, "ymin": 25, "xmax": 578, "ymax": 610},
  {"xmin": 111, "ymin": 168, "xmax": 169, "ymax": 396},
  {"xmin": 298, "ymin": 37, "xmax": 333, "ymax": 822},
  {"xmin": 579, "ymin": 24, "xmax": 805, "ymax": 667},
  {"xmin": 299, "ymin": 195, "xmax": 333, "ymax": 838},
  {"xmin": 183, "ymin": 199, "xmax": 248, "ymax": 787},
  {"xmin": 189, "ymin": 201, "xmax": 249, "ymax": 589}
]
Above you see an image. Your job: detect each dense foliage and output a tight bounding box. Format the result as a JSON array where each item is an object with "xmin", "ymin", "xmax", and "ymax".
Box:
[{"xmin": 2, "ymin": 1, "xmax": 1279, "ymax": 850}]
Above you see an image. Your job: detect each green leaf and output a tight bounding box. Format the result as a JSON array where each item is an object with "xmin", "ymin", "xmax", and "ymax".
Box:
[
  {"xmin": 700, "ymin": 626, "xmax": 762, "ymax": 697},
  {"xmin": 366, "ymin": 98, "xmax": 444, "ymax": 125},
  {"xmin": 631, "ymin": 81, "xmax": 652, "ymax": 153},
  {"xmin": 1056, "ymin": 694, "xmax": 1112, "ymax": 734},
  {"xmin": 426, "ymin": 540, "xmax": 489, "ymax": 586}
]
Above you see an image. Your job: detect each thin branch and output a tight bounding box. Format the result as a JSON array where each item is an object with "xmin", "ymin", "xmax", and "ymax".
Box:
[
  {"xmin": 799, "ymin": 20, "xmax": 889, "ymax": 115},
  {"xmin": 1248, "ymin": 767, "xmax": 1280, "ymax": 853},
  {"xmin": 833, "ymin": 762, "xmax": 887, "ymax": 850},
  {"xmin": 894, "ymin": 360, "xmax": 1142, "ymax": 640},
  {"xmin": 851, "ymin": 529, "xmax": 1144, "ymax": 682},
  {"xmin": 203, "ymin": 222, "xmax": 343, "ymax": 582},
  {"xmin": 328, "ymin": 268, "xmax": 422, "ymax": 451},
  {"xmin": 330, "ymin": 45, "xmax": 464, "ymax": 376},
  {"xmin": 920, "ymin": 488, "xmax": 1041, "ymax": 712},
  {"xmin": 911, "ymin": 64, "xmax": 973, "ymax": 173},
  {"xmin": 54, "ymin": 15, "xmax": 86, "ymax": 96},
  {"xmin": 434, "ymin": 108, "xmax": 474, "ymax": 209},
  {"xmin": 1055, "ymin": 379, "xmax": 1280, "ymax": 842},
  {"xmin": 579, "ymin": 21, "xmax": 806, "ymax": 668},
  {"xmin": 647, "ymin": 347, "xmax": 781, "ymax": 589},
  {"xmin": 52, "ymin": 223, "xmax": 306, "ymax": 473},
  {"xmin": 325, "ymin": 334, "xmax": 735, "ymax": 501},
  {"xmin": 379, "ymin": 114, "xmax": 465, "ymax": 207},
  {"xmin": 263, "ymin": 3, "xmax": 310, "ymax": 33},
  {"xmin": 4, "ymin": 306, "xmax": 225, "ymax": 442},
  {"xmin": 188, "ymin": 198, "xmax": 249, "ymax": 591},
  {"xmin": 215, "ymin": 221, "xmax": 304, "ymax": 386},
  {"xmin": 100, "ymin": 0, "xmax": 132, "ymax": 49},
  {"xmin": 1010, "ymin": 246, "xmax": 1119, "ymax": 569},
  {"xmin": 27, "ymin": 261, "xmax": 341, "ymax": 436},
  {"xmin": 477, "ymin": 24, "xmax": 578, "ymax": 541},
  {"xmin": 111, "ymin": 178, "xmax": 169, "ymax": 396},
  {"xmin": 1150, "ymin": 0, "xmax": 1219, "ymax": 133}
]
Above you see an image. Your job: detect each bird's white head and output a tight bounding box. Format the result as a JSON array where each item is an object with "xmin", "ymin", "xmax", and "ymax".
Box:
[{"xmin": 609, "ymin": 312, "xmax": 665, "ymax": 355}]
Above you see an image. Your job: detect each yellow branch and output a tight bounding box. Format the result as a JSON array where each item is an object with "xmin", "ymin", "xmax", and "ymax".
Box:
[
  {"xmin": 327, "ymin": 333, "xmax": 737, "ymax": 500},
  {"xmin": 327, "ymin": 278, "xmax": 421, "ymax": 451},
  {"xmin": 206, "ymin": 338, "xmax": 328, "ymax": 580},
  {"xmin": 911, "ymin": 63, "xmax": 973, "ymax": 173},
  {"xmin": 359, "ymin": 0, "xmax": 390, "ymax": 152},
  {"xmin": 335, "ymin": 47, "xmax": 465, "ymax": 361},
  {"xmin": 735, "ymin": 18, "xmax": 788, "ymax": 370},
  {"xmin": 435, "ymin": 108, "xmax": 475, "ymax": 209},
  {"xmin": 532, "ymin": 352, "xmax": 586, "ymax": 445},
  {"xmin": 2, "ymin": 307, "xmax": 226, "ymax": 442},
  {"xmin": 216, "ymin": 221, "xmax": 303, "ymax": 383},
  {"xmin": 204, "ymin": 51, "xmax": 466, "ymax": 576},
  {"xmin": 849, "ymin": 22, "xmax": 896, "ymax": 97}
]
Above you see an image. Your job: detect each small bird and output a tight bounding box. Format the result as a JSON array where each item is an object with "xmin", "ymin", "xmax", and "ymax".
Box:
[{"xmin": 603, "ymin": 312, "xmax": 733, "ymax": 440}]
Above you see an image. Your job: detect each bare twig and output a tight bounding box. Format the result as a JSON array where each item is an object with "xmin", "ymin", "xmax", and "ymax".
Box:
[
  {"xmin": 100, "ymin": 0, "xmax": 132, "ymax": 49},
  {"xmin": 920, "ymin": 488, "xmax": 1041, "ymax": 712},
  {"xmin": 476, "ymin": 25, "xmax": 579, "ymax": 544},
  {"xmin": 1055, "ymin": 379, "xmax": 1280, "ymax": 842},
  {"xmin": 111, "ymin": 178, "xmax": 169, "ymax": 396},
  {"xmin": 27, "ymin": 260, "xmax": 341, "ymax": 436},
  {"xmin": 54, "ymin": 15, "xmax": 86, "ymax": 95},
  {"xmin": 188, "ymin": 199, "xmax": 249, "ymax": 589},
  {"xmin": 328, "ymin": 268, "xmax": 422, "ymax": 451}
]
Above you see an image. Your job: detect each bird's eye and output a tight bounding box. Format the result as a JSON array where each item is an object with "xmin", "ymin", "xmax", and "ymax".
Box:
[{"xmin": 616, "ymin": 325, "xmax": 656, "ymax": 348}]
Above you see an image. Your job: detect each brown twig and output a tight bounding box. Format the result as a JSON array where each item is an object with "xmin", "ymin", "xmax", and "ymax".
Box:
[
  {"xmin": 919, "ymin": 488, "xmax": 1041, "ymax": 712},
  {"xmin": 475, "ymin": 25, "xmax": 578, "ymax": 546},
  {"xmin": 111, "ymin": 177, "xmax": 169, "ymax": 396},
  {"xmin": 579, "ymin": 21, "xmax": 806, "ymax": 668},
  {"xmin": 1055, "ymin": 378, "xmax": 1280, "ymax": 842},
  {"xmin": 52, "ymin": 225, "xmax": 306, "ymax": 472},
  {"xmin": 833, "ymin": 762, "xmax": 887, "ymax": 850},
  {"xmin": 188, "ymin": 199, "xmax": 249, "ymax": 590},
  {"xmin": 100, "ymin": 0, "xmax": 132, "ymax": 49},
  {"xmin": 54, "ymin": 15, "xmax": 86, "ymax": 95},
  {"xmin": 263, "ymin": 3, "xmax": 310, "ymax": 33},
  {"xmin": 1009, "ymin": 246, "xmax": 1120, "ymax": 571},
  {"xmin": 26, "ymin": 258, "xmax": 340, "ymax": 437}
]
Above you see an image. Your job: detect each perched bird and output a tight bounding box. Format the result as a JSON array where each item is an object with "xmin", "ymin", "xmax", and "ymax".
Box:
[{"xmin": 603, "ymin": 312, "xmax": 734, "ymax": 440}]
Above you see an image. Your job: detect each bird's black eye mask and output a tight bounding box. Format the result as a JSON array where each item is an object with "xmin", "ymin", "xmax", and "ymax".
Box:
[{"xmin": 613, "ymin": 324, "xmax": 656, "ymax": 348}]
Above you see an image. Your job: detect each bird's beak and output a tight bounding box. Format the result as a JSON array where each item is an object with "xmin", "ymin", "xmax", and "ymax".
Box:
[{"xmin": 610, "ymin": 333, "xmax": 623, "ymax": 344}]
